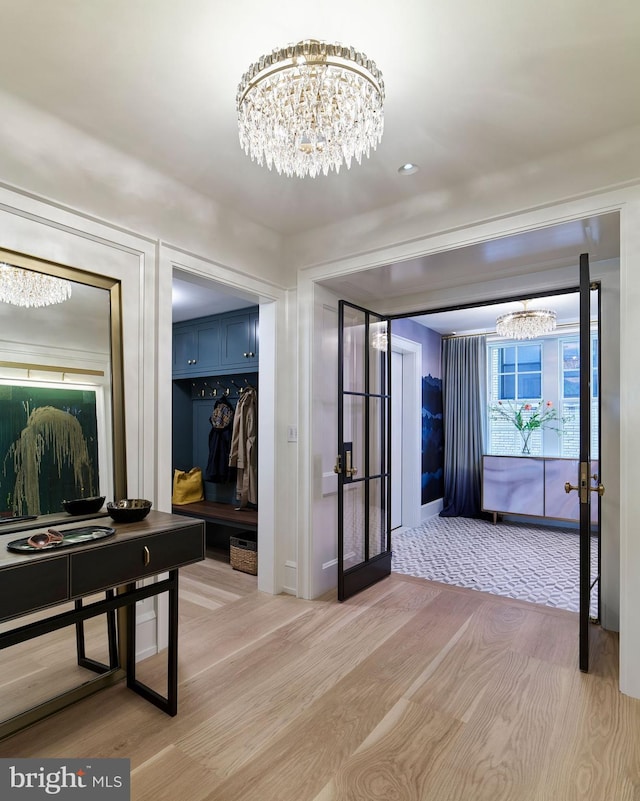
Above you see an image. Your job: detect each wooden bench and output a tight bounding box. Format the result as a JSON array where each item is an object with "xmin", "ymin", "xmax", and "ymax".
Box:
[{"xmin": 171, "ymin": 500, "xmax": 257, "ymax": 533}]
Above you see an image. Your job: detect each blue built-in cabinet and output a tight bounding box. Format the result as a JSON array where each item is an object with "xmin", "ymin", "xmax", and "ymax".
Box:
[{"xmin": 173, "ymin": 307, "xmax": 258, "ymax": 378}]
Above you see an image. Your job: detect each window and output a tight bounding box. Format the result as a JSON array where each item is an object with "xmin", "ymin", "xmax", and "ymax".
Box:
[
  {"xmin": 487, "ymin": 333, "xmax": 598, "ymax": 458},
  {"xmin": 488, "ymin": 341, "xmax": 544, "ymax": 455},
  {"xmin": 495, "ymin": 343, "xmax": 542, "ymax": 400},
  {"xmin": 559, "ymin": 335, "xmax": 599, "ymax": 458}
]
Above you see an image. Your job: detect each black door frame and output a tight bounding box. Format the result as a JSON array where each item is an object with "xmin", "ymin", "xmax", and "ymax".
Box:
[{"xmin": 337, "ymin": 300, "xmax": 392, "ymax": 601}]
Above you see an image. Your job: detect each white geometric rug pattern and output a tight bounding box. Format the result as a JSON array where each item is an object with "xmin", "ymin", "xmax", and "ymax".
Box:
[{"xmin": 392, "ymin": 516, "xmax": 598, "ymax": 614}]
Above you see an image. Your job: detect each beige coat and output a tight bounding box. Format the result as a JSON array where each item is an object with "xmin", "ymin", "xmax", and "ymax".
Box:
[{"xmin": 229, "ymin": 386, "xmax": 257, "ymax": 508}]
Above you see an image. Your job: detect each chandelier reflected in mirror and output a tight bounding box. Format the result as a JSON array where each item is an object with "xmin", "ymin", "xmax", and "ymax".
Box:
[
  {"xmin": 0, "ymin": 263, "xmax": 73, "ymax": 308},
  {"xmin": 237, "ymin": 39, "xmax": 384, "ymax": 178},
  {"xmin": 496, "ymin": 300, "xmax": 556, "ymax": 340}
]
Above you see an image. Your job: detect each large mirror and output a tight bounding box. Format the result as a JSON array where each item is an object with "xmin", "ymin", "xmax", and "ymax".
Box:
[{"xmin": 0, "ymin": 247, "xmax": 126, "ymax": 528}]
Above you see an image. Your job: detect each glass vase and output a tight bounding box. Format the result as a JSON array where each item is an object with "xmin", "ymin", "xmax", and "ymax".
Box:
[{"xmin": 520, "ymin": 429, "xmax": 532, "ymax": 455}]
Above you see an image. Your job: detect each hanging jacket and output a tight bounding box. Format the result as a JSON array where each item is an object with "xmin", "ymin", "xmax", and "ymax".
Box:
[
  {"xmin": 228, "ymin": 386, "xmax": 257, "ymax": 507},
  {"xmin": 205, "ymin": 397, "xmax": 235, "ymax": 483}
]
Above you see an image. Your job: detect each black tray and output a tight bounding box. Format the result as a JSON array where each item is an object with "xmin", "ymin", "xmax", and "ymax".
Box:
[{"xmin": 7, "ymin": 526, "xmax": 116, "ymax": 553}]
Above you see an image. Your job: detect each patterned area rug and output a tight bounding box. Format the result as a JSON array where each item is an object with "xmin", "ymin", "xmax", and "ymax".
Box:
[{"xmin": 392, "ymin": 516, "xmax": 598, "ymax": 614}]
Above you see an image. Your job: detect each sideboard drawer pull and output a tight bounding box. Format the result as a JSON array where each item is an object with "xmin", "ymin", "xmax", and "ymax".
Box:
[{"xmin": 143, "ymin": 546, "xmax": 150, "ymax": 566}]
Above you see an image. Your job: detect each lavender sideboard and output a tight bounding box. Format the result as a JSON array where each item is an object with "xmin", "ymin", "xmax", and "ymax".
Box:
[{"xmin": 482, "ymin": 455, "xmax": 599, "ymax": 524}]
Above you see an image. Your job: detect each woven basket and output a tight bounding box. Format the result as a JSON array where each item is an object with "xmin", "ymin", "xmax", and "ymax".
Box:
[{"xmin": 230, "ymin": 536, "xmax": 257, "ymax": 575}]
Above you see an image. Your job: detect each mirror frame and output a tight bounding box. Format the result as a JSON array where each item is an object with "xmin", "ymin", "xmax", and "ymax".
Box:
[{"xmin": 0, "ymin": 246, "xmax": 127, "ymax": 507}]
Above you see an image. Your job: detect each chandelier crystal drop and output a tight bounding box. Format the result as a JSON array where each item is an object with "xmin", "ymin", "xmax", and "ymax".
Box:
[
  {"xmin": 0, "ymin": 263, "xmax": 73, "ymax": 308},
  {"xmin": 495, "ymin": 301, "xmax": 557, "ymax": 340},
  {"xmin": 236, "ymin": 39, "xmax": 385, "ymax": 178}
]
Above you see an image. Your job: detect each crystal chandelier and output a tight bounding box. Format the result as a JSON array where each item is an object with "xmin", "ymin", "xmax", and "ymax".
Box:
[
  {"xmin": 496, "ymin": 300, "xmax": 556, "ymax": 340},
  {"xmin": 0, "ymin": 263, "xmax": 72, "ymax": 308},
  {"xmin": 237, "ymin": 39, "xmax": 385, "ymax": 178}
]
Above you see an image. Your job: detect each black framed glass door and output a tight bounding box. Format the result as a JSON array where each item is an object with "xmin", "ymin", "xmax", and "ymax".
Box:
[
  {"xmin": 576, "ymin": 252, "xmax": 603, "ymax": 672},
  {"xmin": 336, "ymin": 300, "xmax": 392, "ymax": 601}
]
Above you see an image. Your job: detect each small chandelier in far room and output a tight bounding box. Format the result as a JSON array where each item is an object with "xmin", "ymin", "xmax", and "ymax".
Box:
[
  {"xmin": 495, "ymin": 300, "xmax": 557, "ymax": 340},
  {"xmin": 0, "ymin": 263, "xmax": 73, "ymax": 308},
  {"xmin": 236, "ymin": 39, "xmax": 385, "ymax": 178}
]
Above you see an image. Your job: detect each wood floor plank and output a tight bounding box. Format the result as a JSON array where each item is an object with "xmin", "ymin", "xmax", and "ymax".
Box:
[
  {"xmin": 131, "ymin": 745, "xmax": 222, "ymax": 801},
  {"xmin": 534, "ymin": 668, "xmax": 640, "ymax": 801},
  {"xmin": 416, "ymin": 649, "xmax": 573, "ymax": 801},
  {"xmin": 312, "ymin": 699, "xmax": 462, "ymax": 801},
  {"xmin": 1, "ymin": 563, "xmax": 639, "ymax": 801},
  {"xmin": 201, "ymin": 588, "xmax": 480, "ymax": 801},
  {"xmin": 174, "ymin": 593, "xmax": 422, "ymax": 782},
  {"xmin": 407, "ymin": 599, "xmax": 561, "ymax": 722}
]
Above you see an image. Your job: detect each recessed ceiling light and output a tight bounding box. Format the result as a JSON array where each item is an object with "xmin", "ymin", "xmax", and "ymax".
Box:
[{"xmin": 398, "ymin": 163, "xmax": 419, "ymax": 175}]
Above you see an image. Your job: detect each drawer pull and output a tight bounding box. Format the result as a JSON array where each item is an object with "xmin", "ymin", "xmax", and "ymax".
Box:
[{"xmin": 143, "ymin": 545, "xmax": 150, "ymax": 566}]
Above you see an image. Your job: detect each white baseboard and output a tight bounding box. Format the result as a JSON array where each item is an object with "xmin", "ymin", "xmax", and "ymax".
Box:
[{"xmin": 421, "ymin": 499, "xmax": 443, "ymax": 522}]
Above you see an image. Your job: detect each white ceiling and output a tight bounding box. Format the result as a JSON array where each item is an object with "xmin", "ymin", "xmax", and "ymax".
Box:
[
  {"xmin": 0, "ymin": 0, "xmax": 638, "ymax": 238},
  {"xmin": 409, "ymin": 292, "xmax": 588, "ymax": 337},
  {"xmin": 0, "ymin": 2, "xmax": 632, "ymax": 322},
  {"xmin": 172, "ymin": 270, "xmax": 257, "ymax": 323},
  {"xmin": 319, "ymin": 211, "xmax": 618, "ymax": 331}
]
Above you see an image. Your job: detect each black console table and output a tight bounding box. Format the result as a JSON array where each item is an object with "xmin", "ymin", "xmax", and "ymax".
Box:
[{"xmin": 0, "ymin": 511, "xmax": 204, "ymax": 740}]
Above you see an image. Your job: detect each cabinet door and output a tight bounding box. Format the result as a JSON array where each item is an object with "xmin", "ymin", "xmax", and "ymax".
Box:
[
  {"xmin": 220, "ymin": 313, "xmax": 257, "ymax": 369},
  {"xmin": 249, "ymin": 311, "xmax": 259, "ymax": 363},
  {"xmin": 194, "ymin": 320, "xmax": 221, "ymax": 373},
  {"xmin": 173, "ymin": 328, "xmax": 196, "ymax": 376}
]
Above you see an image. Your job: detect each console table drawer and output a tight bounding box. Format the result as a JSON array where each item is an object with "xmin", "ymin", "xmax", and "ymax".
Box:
[
  {"xmin": 70, "ymin": 525, "xmax": 204, "ymax": 596},
  {"xmin": 0, "ymin": 557, "xmax": 68, "ymax": 621}
]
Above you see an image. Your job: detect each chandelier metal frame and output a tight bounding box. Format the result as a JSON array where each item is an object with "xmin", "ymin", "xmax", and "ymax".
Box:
[{"xmin": 237, "ymin": 39, "xmax": 385, "ymax": 178}]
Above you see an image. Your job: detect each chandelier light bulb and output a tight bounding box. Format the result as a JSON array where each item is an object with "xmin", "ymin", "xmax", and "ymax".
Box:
[{"xmin": 237, "ymin": 39, "xmax": 385, "ymax": 178}]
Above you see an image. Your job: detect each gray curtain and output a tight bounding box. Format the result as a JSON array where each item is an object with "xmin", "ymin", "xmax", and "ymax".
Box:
[{"xmin": 439, "ymin": 334, "xmax": 486, "ymax": 518}]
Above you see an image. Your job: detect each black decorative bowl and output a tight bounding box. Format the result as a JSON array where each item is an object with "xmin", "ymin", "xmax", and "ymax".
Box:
[
  {"xmin": 62, "ymin": 496, "xmax": 106, "ymax": 515},
  {"xmin": 107, "ymin": 499, "xmax": 152, "ymax": 523}
]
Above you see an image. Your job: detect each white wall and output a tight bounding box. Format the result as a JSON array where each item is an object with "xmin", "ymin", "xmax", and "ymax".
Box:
[
  {"xmin": 308, "ymin": 284, "xmax": 340, "ymax": 598},
  {"xmin": 0, "ymin": 89, "xmax": 285, "ymax": 285}
]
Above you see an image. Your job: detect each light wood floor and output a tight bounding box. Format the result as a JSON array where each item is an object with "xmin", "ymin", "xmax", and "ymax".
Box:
[{"xmin": 1, "ymin": 551, "xmax": 639, "ymax": 800}]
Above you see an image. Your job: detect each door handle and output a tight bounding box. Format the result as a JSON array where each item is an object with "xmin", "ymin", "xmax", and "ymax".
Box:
[
  {"xmin": 564, "ymin": 462, "xmax": 601, "ymax": 503},
  {"xmin": 345, "ymin": 449, "xmax": 358, "ymax": 478},
  {"xmin": 566, "ymin": 480, "xmax": 605, "ymax": 496},
  {"xmin": 333, "ymin": 455, "xmax": 342, "ymax": 474}
]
